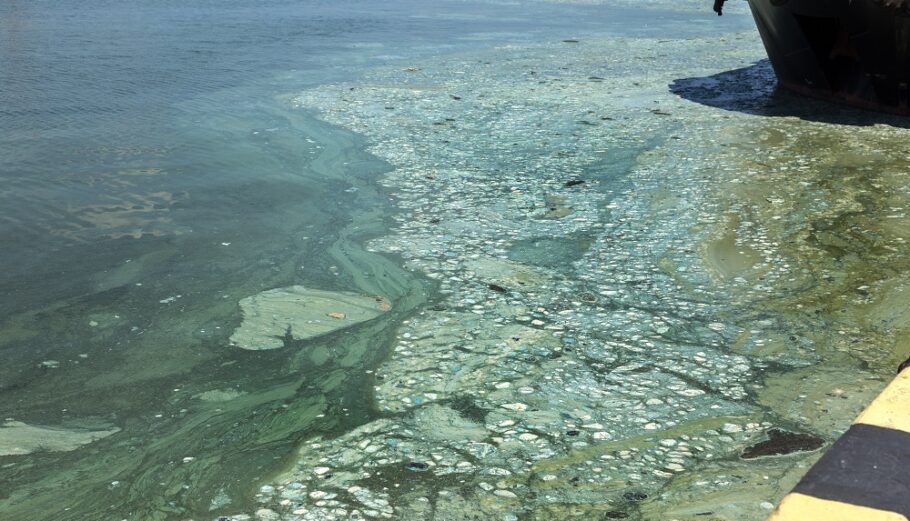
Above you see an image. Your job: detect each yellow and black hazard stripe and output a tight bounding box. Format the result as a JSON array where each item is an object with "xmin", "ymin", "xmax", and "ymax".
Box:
[{"xmin": 768, "ymin": 361, "xmax": 910, "ymax": 521}]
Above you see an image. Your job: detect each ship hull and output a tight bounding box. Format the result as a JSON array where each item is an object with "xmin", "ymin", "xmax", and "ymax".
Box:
[{"xmin": 747, "ymin": 0, "xmax": 910, "ymax": 114}]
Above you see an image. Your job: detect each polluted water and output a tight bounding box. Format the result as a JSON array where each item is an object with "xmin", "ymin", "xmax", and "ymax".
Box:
[{"xmin": 2, "ymin": 1, "xmax": 910, "ymax": 521}]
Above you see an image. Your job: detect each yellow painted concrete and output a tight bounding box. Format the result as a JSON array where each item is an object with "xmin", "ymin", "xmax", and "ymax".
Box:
[
  {"xmin": 768, "ymin": 493, "xmax": 908, "ymax": 521},
  {"xmin": 854, "ymin": 369, "xmax": 910, "ymax": 434}
]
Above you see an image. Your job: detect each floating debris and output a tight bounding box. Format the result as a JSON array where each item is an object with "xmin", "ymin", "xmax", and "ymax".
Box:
[{"xmin": 229, "ymin": 286, "xmax": 390, "ymax": 350}]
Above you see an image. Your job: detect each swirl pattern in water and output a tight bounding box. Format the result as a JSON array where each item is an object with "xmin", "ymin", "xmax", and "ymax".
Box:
[{"xmin": 3, "ymin": 1, "xmax": 907, "ymax": 521}]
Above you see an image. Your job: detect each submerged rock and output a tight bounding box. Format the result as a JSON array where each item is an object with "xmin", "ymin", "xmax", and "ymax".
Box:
[
  {"xmin": 229, "ymin": 286, "xmax": 390, "ymax": 350},
  {"xmin": 741, "ymin": 428, "xmax": 824, "ymax": 459},
  {"xmin": 623, "ymin": 491, "xmax": 648, "ymax": 502}
]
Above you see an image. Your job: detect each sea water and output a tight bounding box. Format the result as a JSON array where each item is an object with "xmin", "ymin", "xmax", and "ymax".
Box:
[{"xmin": 3, "ymin": 1, "xmax": 909, "ymax": 521}]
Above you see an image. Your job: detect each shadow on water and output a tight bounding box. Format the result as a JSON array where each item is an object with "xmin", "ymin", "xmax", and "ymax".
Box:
[{"xmin": 669, "ymin": 59, "xmax": 910, "ymax": 129}]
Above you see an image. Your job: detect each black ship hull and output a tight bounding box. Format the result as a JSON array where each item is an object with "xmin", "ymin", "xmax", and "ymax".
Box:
[{"xmin": 747, "ymin": 0, "xmax": 910, "ymax": 114}]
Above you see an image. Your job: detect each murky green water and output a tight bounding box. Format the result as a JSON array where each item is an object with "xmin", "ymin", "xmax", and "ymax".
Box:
[
  {"xmin": 232, "ymin": 23, "xmax": 910, "ymax": 521},
  {"xmin": 4, "ymin": 1, "xmax": 910, "ymax": 520},
  {"xmin": 0, "ymin": 108, "xmax": 428, "ymax": 520}
]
